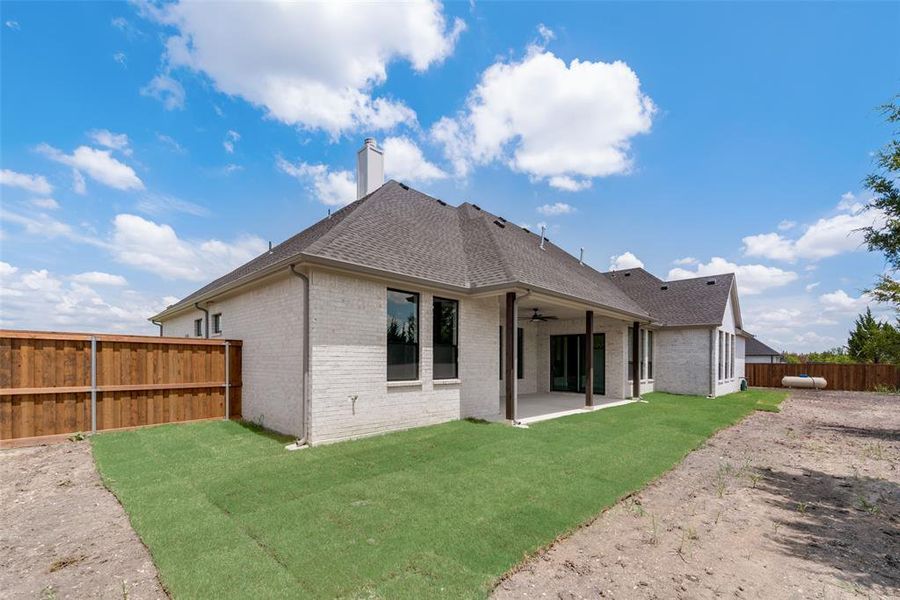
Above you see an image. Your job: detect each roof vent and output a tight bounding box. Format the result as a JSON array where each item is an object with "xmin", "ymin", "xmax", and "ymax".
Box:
[
  {"xmin": 493, "ymin": 219, "xmax": 505, "ymax": 228},
  {"xmin": 398, "ymin": 182, "xmax": 409, "ymax": 190},
  {"xmin": 436, "ymin": 199, "xmax": 447, "ymax": 206},
  {"xmin": 498, "ymin": 216, "xmax": 506, "ymax": 223},
  {"xmin": 624, "ymin": 272, "xmax": 631, "ymax": 277},
  {"xmin": 579, "ymin": 247, "xmax": 584, "ymax": 266},
  {"xmin": 539, "ymin": 225, "xmax": 546, "ymax": 249},
  {"xmin": 660, "ymin": 285, "xmax": 668, "ymax": 290},
  {"xmin": 472, "ymin": 204, "xmax": 482, "ymax": 211},
  {"xmin": 706, "ymin": 279, "xmax": 716, "ymax": 285}
]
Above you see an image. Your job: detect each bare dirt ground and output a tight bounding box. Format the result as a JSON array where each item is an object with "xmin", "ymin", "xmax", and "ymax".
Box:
[
  {"xmin": 0, "ymin": 441, "xmax": 166, "ymax": 600},
  {"xmin": 494, "ymin": 390, "xmax": 899, "ymax": 600}
]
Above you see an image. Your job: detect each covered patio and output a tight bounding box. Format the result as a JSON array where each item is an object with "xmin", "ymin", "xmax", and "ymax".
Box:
[
  {"xmin": 514, "ymin": 392, "xmax": 635, "ymax": 424},
  {"xmin": 498, "ymin": 290, "xmax": 649, "ymax": 424}
]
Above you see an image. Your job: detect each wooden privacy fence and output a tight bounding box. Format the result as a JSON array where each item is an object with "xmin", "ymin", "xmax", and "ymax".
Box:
[
  {"xmin": 0, "ymin": 330, "xmax": 241, "ymax": 445},
  {"xmin": 745, "ymin": 362, "xmax": 900, "ymax": 392}
]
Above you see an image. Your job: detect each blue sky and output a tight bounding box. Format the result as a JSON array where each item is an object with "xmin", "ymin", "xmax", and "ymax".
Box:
[{"xmin": 1, "ymin": 1, "xmax": 897, "ymax": 350}]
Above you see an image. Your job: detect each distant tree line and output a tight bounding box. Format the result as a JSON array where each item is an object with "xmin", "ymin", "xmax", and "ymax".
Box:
[{"xmin": 784, "ymin": 308, "xmax": 900, "ymax": 364}]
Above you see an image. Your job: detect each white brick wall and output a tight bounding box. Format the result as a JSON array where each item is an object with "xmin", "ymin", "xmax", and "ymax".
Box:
[
  {"xmin": 160, "ymin": 272, "xmax": 305, "ymax": 435},
  {"xmin": 308, "ymin": 268, "xmax": 497, "ymax": 444},
  {"xmin": 655, "ymin": 328, "xmax": 713, "ymax": 397}
]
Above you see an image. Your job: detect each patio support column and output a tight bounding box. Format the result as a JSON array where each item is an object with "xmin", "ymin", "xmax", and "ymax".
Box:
[
  {"xmin": 584, "ymin": 311, "xmax": 594, "ymax": 407},
  {"xmin": 632, "ymin": 322, "xmax": 641, "ymax": 399},
  {"xmin": 505, "ymin": 292, "xmax": 517, "ymax": 421}
]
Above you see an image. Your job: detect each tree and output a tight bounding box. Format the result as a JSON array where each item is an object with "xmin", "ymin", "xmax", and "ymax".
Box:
[
  {"xmin": 862, "ymin": 96, "xmax": 900, "ymax": 309},
  {"xmin": 847, "ymin": 308, "xmax": 900, "ymax": 363}
]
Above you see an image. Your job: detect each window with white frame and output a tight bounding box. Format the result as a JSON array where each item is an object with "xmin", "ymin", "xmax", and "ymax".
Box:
[
  {"xmin": 212, "ymin": 313, "xmax": 222, "ymax": 335},
  {"xmin": 730, "ymin": 333, "xmax": 736, "ymax": 379},
  {"xmin": 194, "ymin": 318, "xmax": 203, "ymax": 337},
  {"xmin": 647, "ymin": 330, "xmax": 654, "ymax": 380},
  {"xmin": 718, "ymin": 331, "xmax": 724, "ymax": 382}
]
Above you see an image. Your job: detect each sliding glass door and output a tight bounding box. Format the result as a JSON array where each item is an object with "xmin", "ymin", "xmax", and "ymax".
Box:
[{"xmin": 550, "ymin": 333, "xmax": 605, "ymax": 394}]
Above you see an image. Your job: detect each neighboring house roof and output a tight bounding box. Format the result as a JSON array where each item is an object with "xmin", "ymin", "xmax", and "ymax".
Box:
[
  {"xmin": 155, "ymin": 181, "xmax": 652, "ymax": 321},
  {"xmin": 602, "ymin": 268, "xmax": 736, "ymax": 327},
  {"xmin": 745, "ymin": 336, "xmax": 782, "ymax": 357}
]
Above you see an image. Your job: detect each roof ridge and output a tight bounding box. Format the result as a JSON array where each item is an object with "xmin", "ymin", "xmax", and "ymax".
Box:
[{"xmin": 457, "ymin": 204, "xmax": 514, "ymax": 286}]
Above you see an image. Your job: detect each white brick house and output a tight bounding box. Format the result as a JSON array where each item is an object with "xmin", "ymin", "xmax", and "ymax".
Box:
[{"xmin": 152, "ymin": 139, "xmax": 748, "ymax": 445}]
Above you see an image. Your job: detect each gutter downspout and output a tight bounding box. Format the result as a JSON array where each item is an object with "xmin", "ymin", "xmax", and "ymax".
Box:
[
  {"xmin": 194, "ymin": 303, "xmax": 209, "ymax": 339},
  {"xmin": 151, "ymin": 319, "xmax": 163, "ymax": 337},
  {"xmin": 287, "ymin": 264, "xmax": 310, "ymax": 449}
]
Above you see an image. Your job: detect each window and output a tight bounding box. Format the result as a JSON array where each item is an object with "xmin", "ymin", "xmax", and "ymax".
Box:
[
  {"xmin": 212, "ymin": 313, "xmax": 222, "ymax": 335},
  {"xmin": 387, "ymin": 289, "xmax": 419, "ymax": 381},
  {"xmin": 640, "ymin": 330, "xmax": 646, "ymax": 380},
  {"xmin": 194, "ymin": 318, "xmax": 203, "ymax": 337},
  {"xmin": 730, "ymin": 333, "xmax": 736, "ymax": 379},
  {"xmin": 433, "ymin": 297, "xmax": 458, "ymax": 380},
  {"xmin": 628, "ymin": 326, "xmax": 646, "ymax": 381},
  {"xmin": 647, "ymin": 330, "xmax": 654, "ymax": 380},
  {"xmin": 499, "ymin": 326, "xmax": 524, "ymax": 380},
  {"xmin": 718, "ymin": 331, "xmax": 724, "ymax": 382}
]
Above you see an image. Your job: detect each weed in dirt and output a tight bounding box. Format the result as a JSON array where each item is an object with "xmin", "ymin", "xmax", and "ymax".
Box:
[
  {"xmin": 40, "ymin": 586, "xmax": 57, "ymax": 600},
  {"xmin": 49, "ymin": 555, "xmax": 86, "ymax": 573},
  {"xmin": 747, "ymin": 470, "xmax": 763, "ymax": 488},
  {"xmin": 714, "ymin": 467, "xmax": 729, "ymax": 498},
  {"xmin": 121, "ymin": 580, "xmax": 130, "ymax": 600},
  {"xmin": 862, "ymin": 443, "xmax": 887, "ymax": 461},
  {"xmin": 645, "ymin": 514, "xmax": 660, "ymax": 545},
  {"xmin": 796, "ymin": 501, "xmax": 809, "ymax": 514},
  {"xmin": 873, "ymin": 384, "xmax": 899, "ymax": 395},
  {"xmin": 68, "ymin": 431, "xmax": 86, "ymax": 442},
  {"xmin": 855, "ymin": 495, "xmax": 881, "ymax": 515},
  {"xmin": 630, "ymin": 499, "xmax": 647, "ymax": 518},
  {"xmin": 714, "ymin": 509, "xmax": 722, "ymax": 525},
  {"xmin": 57, "ymin": 479, "xmax": 72, "ymax": 487}
]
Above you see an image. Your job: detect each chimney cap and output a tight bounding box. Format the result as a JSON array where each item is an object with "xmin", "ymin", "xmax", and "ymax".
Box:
[{"xmin": 364, "ymin": 137, "xmax": 377, "ymax": 147}]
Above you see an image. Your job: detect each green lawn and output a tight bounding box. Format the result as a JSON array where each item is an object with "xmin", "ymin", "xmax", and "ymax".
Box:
[{"xmin": 92, "ymin": 389, "xmax": 784, "ymax": 599}]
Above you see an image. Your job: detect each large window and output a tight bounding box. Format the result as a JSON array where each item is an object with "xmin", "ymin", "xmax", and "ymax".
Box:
[
  {"xmin": 647, "ymin": 330, "xmax": 654, "ymax": 380},
  {"xmin": 718, "ymin": 331, "xmax": 724, "ymax": 382},
  {"xmin": 433, "ymin": 297, "xmax": 458, "ymax": 380},
  {"xmin": 387, "ymin": 289, "xmax": 419, "ymax": 381},
  {"xmin": 499, "ymin": 326, "xmax": 524, "ymax": 380}
]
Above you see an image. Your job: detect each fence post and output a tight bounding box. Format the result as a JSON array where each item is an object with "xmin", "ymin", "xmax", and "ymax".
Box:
[
  {"xmin": 224, "ymin": 340, "xmax": 230, "ymax": 420},
  {"xmin": 90, "ymin": 336, "xmax": 97, "ymax": 434}
]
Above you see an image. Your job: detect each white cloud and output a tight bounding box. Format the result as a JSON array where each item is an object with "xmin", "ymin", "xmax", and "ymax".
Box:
[
  {"xmin": 837, "ymin": 191, "xmax": 864, "ymax": 214},
  {"xmin": 29, "ymin": 197, "xmax": 60, "ymax": 210},
  {"xmin": 536, "ymin": 202, "xmax": 575, "ymax": 216},
  {"xmin": 37, "ymin": 143, "xmax": 144, "ymax": 191},
  {"xmin": 0, "ymin": 209, "xmax": 107, "ymax": 248},
  {"xmin": 432, "ymin": 46, "xmax": 655, "ymax": 188},
  {"xmin": 135, "ymin": 193, "xmax": 209, "ymax": 217},
  {"xmin": 111, "ymin": 214, "xmax": 265, "ymax": 281},
  {"xmin": 145, "ymin": 1, "xmax": 464, "ymax": 135},
  {"xmin": 72, "ymin": 169, "xmax": 87, "ymax": 195},
  {"xmin": 276, "ymin": 157, "xmax": 356, "ymax": 206},
  {"xmin": 777, "ymin": 220, "xmax": 796, "ymax": 231},
  {"xmin": 609, "ymin": 251, "xmax": 644, "ymax": 270},
  {"xmin": 113, "ymin": 52, "xmax": 128, "ymax": 66},
  {"xmin": 223, "ymin": 130, "xmax": 240, "ymax": 154},
  {"xmin": 805, "ymin": 282, "xmax": 820, "ymax": 292},
  {"xmin": 547, "ymin": 176, "xmax": 592, "ymax": 192},
  {"xmin": 71, "ymin": 271, "xmax": 128, "ymax": 286},
  {"xmin": 1, "ymin": 169, "xmax": 53, "ymax": 195},
  {"xmin": 818, "ymin": 289, "xmax": 874, "ymax": 314},
  {"xmin": 668, "ymin": 256, "xmax": 798, "ymax": 295},
  {"xmin": 0, "ymin": 263, "xmax": 167, "ymax": 334},
  {"xmin": 88, "ymin": 129, "xmax": 132, "ymax": 155},
  {"xmin": 672, "ymin": 256, "xmax": 697, "ymax": 266},
  {"xmin": 382, "ymin": 136, "xmax": 447, "ymax": 183},
  {"xmin": 742, "ymin": 196, "xmax": 884, "ymax": 262},
  {"xmin": 5, "ymin": 20, "xmax": 20, "ymax": 31},
  {"xmin": 141, "ymin": 74, "xmax": 185, "ymax": 110},
  {"xmin": 156, "ymin": 133, "xmax": 186, "ymax": 154},
  {"xmin": 537, "ymin": 23, "xmax": 555, "ymax": 43}
]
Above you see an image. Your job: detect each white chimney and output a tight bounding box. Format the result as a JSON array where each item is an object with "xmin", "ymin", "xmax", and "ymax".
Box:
[{"xmin": 356, "ymin": 137, "xmax": 384, "ymax": 199}]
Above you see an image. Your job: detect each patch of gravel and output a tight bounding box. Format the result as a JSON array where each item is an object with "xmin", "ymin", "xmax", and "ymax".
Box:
[
  {"xmin": 0, "ymin": 441, "xmax": 166, "ymax": 599},
  {"xmin": 492, "ymin": 390, "xmax": 899, "ymax": 600}
]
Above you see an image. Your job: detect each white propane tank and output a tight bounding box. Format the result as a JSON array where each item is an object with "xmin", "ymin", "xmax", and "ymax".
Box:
[{"xmin": 781, "ymin": 375, "xmax": 827, "ymax": 389}]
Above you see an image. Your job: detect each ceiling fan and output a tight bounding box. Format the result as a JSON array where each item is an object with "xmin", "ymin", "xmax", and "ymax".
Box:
[{"xmin": 519, "ymin": 308, "xmax": 558, "ymax": 322}]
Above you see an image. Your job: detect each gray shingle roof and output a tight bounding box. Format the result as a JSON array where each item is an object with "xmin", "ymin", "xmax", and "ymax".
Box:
[
  {"xmin": 156, "ymin": 181, "xmax": 656, "ymax": 320},
  {"xmin": 602, "ymin": 268, "xmax": 735, "ymax": 327},
  {"xmin": 745, "ymin": 336, "xmax": 781, "ymax": 356}
]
